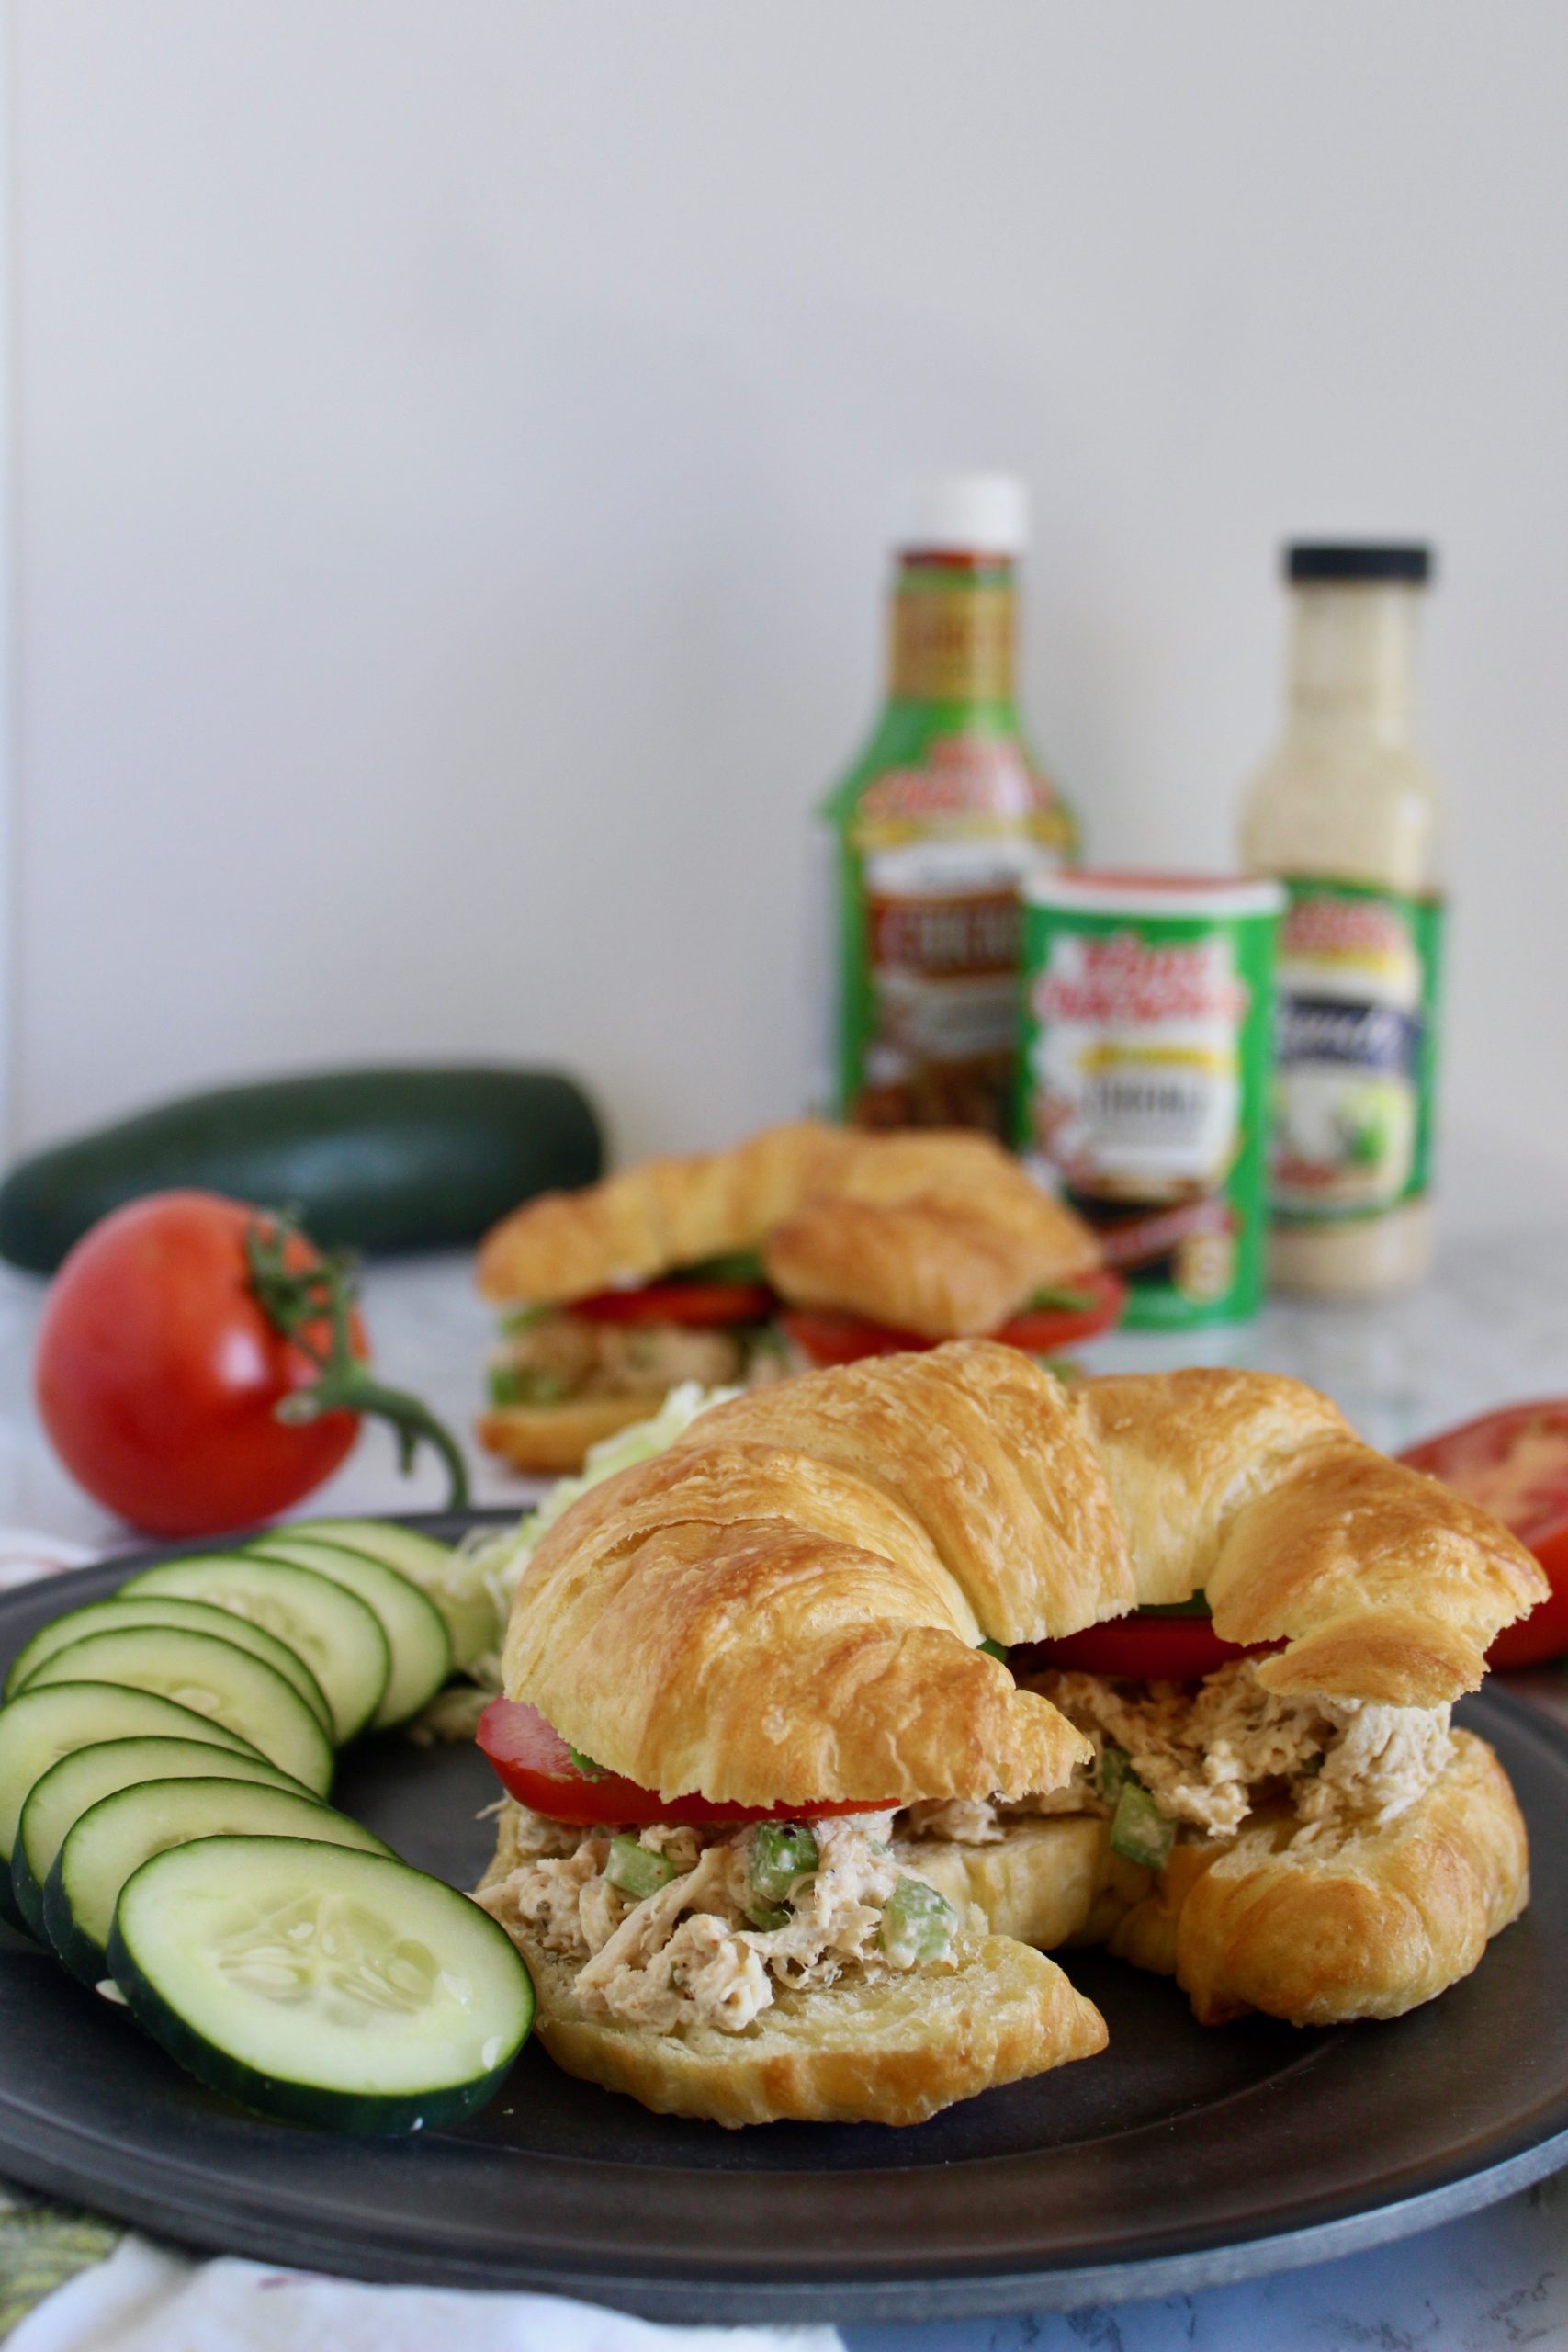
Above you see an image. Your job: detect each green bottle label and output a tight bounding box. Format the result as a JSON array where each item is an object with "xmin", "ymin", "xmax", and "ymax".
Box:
[
  {"xmin": 1016, "ymin": 891, "xmax": 1280, "ymax": 1328},
  {"xmin": 1269, "ymin": 879, "xmax": 1444, "ymax": 1224},
  {"xmin": 821, "ymin": 567, "xmax": 1075, "ymax": 1138}
]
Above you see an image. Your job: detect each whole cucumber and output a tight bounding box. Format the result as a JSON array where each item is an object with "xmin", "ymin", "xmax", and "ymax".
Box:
[{"xmin": 0, "ymin": 1067, "xmax": 602, "ymax": 1272}]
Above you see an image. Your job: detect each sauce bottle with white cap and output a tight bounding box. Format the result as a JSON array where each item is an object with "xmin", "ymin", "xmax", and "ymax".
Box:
[
  {"xmin": 819, "ymin": 473, "xmax": 1077, "ymax": 1136},
  {"xmin": 1239, "ymin": 542, "xmax": 1445, "ymax": 1295}
]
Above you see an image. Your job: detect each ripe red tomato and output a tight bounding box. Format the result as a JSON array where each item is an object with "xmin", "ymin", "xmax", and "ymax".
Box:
[
  {"xmin": 1400, "ymin": 1403, "xmax": 1568, "ymax": 1669},
  {"xmin": 477, "ymin": 1698, "xmax": 893, "ymax": 1826},
  {"xmin": 781, "ymin": 1271, "xmax": 1126, "ymax": 1370},
  {"xmin": 573, "ymin": 1281, "xmax": 776, "ymax": 1328},
  {"xmin": 35, "ymin": 1192, "xmax": 364, "ymax": 1537}
]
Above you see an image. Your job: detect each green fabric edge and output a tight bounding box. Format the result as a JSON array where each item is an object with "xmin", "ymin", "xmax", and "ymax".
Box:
[{"xmin": 0, "ymin": 2186, "xmax": 122, "ymax": 2341}]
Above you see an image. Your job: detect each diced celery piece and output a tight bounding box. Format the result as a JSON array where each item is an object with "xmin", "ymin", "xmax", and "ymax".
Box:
[
  {"xmin": 489, "ymin": 1361, "xmax": 570, "ymax": 1406},
  {"xmin": 744, "ymin": 1902, "xmax": 790, "ymax": 1932},
  {"xmin": 1023, "ymin": 1285, "xmax": 1098, "ymax": 1313},
  {"xmin": 1110, "ymin": 1778, "xmax": 1175, "ymax": 1871},
  {"xmin": 500, "ymin": 1305, "xmax": 549, "ymax": 1334},
  {"xmin": 879, "ymin": 1876, "xmax": 958, "ymax": 1967},
  {"xmin": 605, "ymin": 1834, "xmax": 677, "ymax": 1902},
  {"xmin": 1099, "ymin": 1739, "xmax": 1133, "ymax": 1802},
  {"xmin": 749, "ymin": 1823, "xmax": 819, "ymax": 1906},
  {"xmin": 679, "ymin": 1250, "xmax": 768, "ymax": 1283}
]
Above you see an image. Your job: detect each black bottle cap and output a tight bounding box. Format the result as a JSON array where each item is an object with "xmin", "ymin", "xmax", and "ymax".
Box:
[{"xmin": 1285, "ymin": 542, "xmax": 1432, "ymax": 584}]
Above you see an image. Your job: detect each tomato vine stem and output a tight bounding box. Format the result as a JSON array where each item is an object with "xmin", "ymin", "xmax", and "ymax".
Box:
[{"xmin": 244, "ymin": 1210, "xmax": 470, "ymax": 1509}]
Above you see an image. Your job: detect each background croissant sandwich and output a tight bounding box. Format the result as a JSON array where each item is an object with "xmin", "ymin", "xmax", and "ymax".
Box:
[
  {"xmin": 477, "ymin": 1346, "xmax": 1544, "ymax": 2086},
  {"xmin": 475, "ymin": 1118, "xmax": 1121, "ymax": 1472}
]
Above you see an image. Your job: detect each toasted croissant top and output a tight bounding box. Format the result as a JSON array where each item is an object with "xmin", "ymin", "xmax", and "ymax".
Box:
[
  {"xmin": 476, "ymin": 1119, "xmax": 1099, "ymax": 1336},
  {"xmin": 502, "ymin": 1344, "xmax": 1546, "ymax": 1809}
]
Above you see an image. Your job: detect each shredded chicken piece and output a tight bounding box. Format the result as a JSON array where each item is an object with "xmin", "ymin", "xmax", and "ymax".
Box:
[
  {"xmin": 638, "ymin": 1822, "xmax": 707, "ymax": 1872},
  {"xmin": 579, "ymin": 1870, "xmax": 633, "ymax": 1952},
  {"xmin": 481, "ymin": 1839, "xmax": 612, "ymax": 1956},
  {"xmin": 492, "ymin": 1804, "xmax": 590, "ymax": 1864},
  {"xmin": 749, "ymin": 1815, "xmax": 904, "ymax": 1991},
  {"xmin": 1030, "ymin": 1659, "xmax": 1452, "ymax": 1842},
  {"xmin": 592, "ymin": 1911, "xmax": 774, "ymax": 2035},
  {"xmin": 498, "ymin": 1314, "xmax": 786, "ymax": 1404},
  {"xmin": 1294, "ymin": 1699, "xmax": 1457, "ymax": 1843},
  {"xmin": 901, "ymin": 1769, "xmax": 1105, "ymax": 1846},
  {"xmin": 576, "ymin": 1847, "xmax": 744, "ymax": 2007},
  {"xmin": 479, "ymin": 1803, "xmax": 958, "ymax": 2037},
  {"xmin": 902, "ymin": 1797, "xmax": 1006, "ymax": 1846}
]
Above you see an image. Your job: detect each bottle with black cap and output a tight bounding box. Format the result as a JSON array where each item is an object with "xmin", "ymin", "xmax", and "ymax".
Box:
[{"xmin": 1239, "ymin": 542, "xmax": 1444, "ymax": 1297}]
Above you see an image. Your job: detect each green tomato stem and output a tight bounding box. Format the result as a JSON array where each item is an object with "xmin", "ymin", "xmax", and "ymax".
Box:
[{"xmin": 244, "ymin": 1209, "xmax": 470, "ymax": 1510}]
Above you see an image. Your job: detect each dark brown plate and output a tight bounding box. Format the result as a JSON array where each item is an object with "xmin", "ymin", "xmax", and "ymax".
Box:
[{"xmin": 1, "ymin": 1516, "xmax": 1565, "ymax": 2324}]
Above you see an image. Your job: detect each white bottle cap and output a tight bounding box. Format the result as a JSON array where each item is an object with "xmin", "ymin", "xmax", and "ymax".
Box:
[{"xmin": 901, "ymin": 472, "xmax": 1030, "ymax": 557}]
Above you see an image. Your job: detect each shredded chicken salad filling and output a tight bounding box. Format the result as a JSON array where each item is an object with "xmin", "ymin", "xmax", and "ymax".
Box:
[
  {"xmin": 478, "ymin": 1662, "xmax": 1454, "ymax": 2033},
  {"xmin": 895, "ymin": 1661, "xmax": 1454, "ymax": 1856},
  {"xmin": 899, "ymin": 1779, "xmax": 1099, "ymax": 1846},
  {"xmin": 477, "ymin": 1807, "xmax": 967, "ymax": 2037},
  {"xmin": 489, "ymin": 1313, "xmax": 787, "ymax": 1409},
  {"xmin": 1026, "ymin": 1658, "xmax": 1455, "ymax": 1844}
]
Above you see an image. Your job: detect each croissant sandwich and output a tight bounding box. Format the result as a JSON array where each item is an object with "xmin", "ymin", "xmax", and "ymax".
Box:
[
  {"xmin": 475, "ymin": 1345, "xmax": 1544, "ymax": 2125},
  {"xmin": 475, "ymin": 1118, "xmax": 1120, "ymax": 1472}
]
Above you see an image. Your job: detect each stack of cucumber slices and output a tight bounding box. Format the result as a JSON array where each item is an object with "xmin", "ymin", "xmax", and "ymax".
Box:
[{"xmin": 0, "ymin": 1517, "xmax": 532, "ymax": 2136}]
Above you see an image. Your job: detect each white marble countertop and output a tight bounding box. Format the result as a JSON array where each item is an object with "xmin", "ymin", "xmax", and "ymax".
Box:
[
  {"xmin": 10, "ymin": 1224, "xmax": 1568, "ymax": 1547},
  {"xmin": 3, "ymin": 1234, "xmax": 1567, "ymax": 2351}
]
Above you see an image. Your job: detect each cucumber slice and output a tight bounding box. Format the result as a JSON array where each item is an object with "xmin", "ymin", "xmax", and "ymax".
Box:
[
  {"xmin": 120, "ymin": 1556, "xmax": 389, "ymax": 1744},
  {"xmin": 0, "ymin": 1683, "xmax": 262, "ymax": 1932},
  {"xmin": 244, "ymin": 1537, "xmax": 452, "ymax": 1729},
  {"xmin": 14, "ymin": 1736, "xmax": 310, "ymax": 1940},
  {"xmin": 6, "ymin": 1596, "xmax": 332, "ymax": 1731},
  {"xmin": 46, "ymin": 1779, "xmax": 388, "ymax": 1984},
  {"xmin": 23, "ymin": 1630, "xmax": 333, "ymax": 1797},
  {"xmin": 293, "ymin": 1520, "xmax": 495, "ymax": 1675},
  {"xmin": 109, "ymin": 1838, "xmax": 534, "ymax": 2134}
]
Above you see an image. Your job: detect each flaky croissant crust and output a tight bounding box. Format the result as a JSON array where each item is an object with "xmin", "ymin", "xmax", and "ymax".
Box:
[
  {"xmin": 502, "ymin": 1344, "xmax": 1546, "ymax": 1807},
  {"xmin": 476, "ymin": 1118, "xmax": 1099, "ymax": 1336},
  {"xmin": 1114, "ymin": 1729, "xmax": 1529, "ymax": 2026},
  {"xmin": 497, "ymin": 1919, "xmax": 1108, "ymax": 2129}
]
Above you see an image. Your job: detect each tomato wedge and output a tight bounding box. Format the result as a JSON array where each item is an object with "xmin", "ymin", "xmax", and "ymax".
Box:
[
  {"xmin": 991, "ymin": 1271, "xmax": 1128, "ymax": 1352},
  {"xmin": 477, "ymin": 1698, "xmax": 892, "ymax": 1826},
  {"xmin": 1015, "ymin": 1612, "xmax": 1279, "ymax": 1681},
  {"xmin": 572, "ymin": 1281, "xmax": 775, "ymax": 1328},
  {"xmin": 1399, "ymin": 1402, "xmax": 1568, "ymax": 1669},
  {"xmin": 779, "ymin": 1309, "xmax": 918, "ymax": 1366},
  {"xmin": 782, "ymin": 1270, "xmax": 1126, "ymax": 1370}
]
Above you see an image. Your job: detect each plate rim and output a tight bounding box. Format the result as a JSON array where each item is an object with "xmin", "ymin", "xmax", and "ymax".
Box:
[{"xmin": 1, "ymin": 1518, "xmax": 1565, "ymax": 2323}]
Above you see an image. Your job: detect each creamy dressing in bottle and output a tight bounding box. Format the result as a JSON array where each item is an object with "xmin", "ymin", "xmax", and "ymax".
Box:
[{"xmin": 1239, "ymin": 544, "xmax": 1445, "ymax": 1297}]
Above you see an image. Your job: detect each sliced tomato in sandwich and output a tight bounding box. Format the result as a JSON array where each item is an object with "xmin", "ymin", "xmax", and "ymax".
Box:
[
  {"xmin": 782, "ymin": 1269, "xmax": 1127, "ymax": 1369},
  {"xmin": 1400, "ymin": 1401, "xmax": 1568, "ymax": 1669},
  {"xmin": 1013, "ymin": 1605, "xmax": 1280, "ymax": 1682},
  {"xmin": 571, "ymin": 1280, "xmax": 775, "ymax": 1328},
  {"xmin": 990, "ymin": 1271, "xmax": 1129, "ymax": 1351},
  {"xmin": 477, "ymin": 1698, "xmax": 893, "ymax": 1826}
]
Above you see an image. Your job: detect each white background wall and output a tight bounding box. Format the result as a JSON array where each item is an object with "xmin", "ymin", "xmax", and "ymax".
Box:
[{"xmin": 7, "ymin": 0, "xmax": 1568, "ymax": 1229}]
